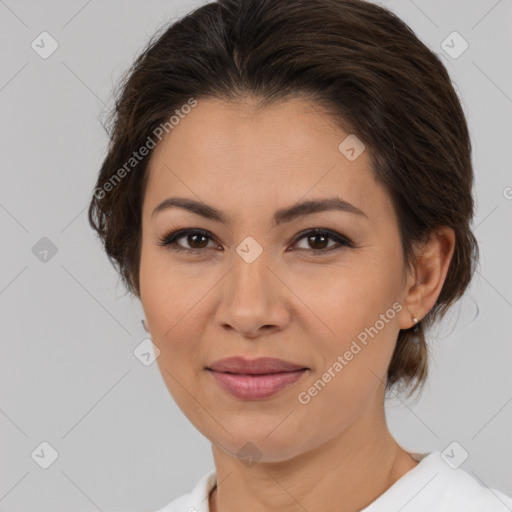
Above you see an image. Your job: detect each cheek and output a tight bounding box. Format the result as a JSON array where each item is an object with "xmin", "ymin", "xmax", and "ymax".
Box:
[
  {"xmin": 303, "ymin": 260, "xmax": 400, "ymax": 339},
  {"xmin": 296, "ymin": 293, "xmax": 398, "ymax": 442},
  {"xmin": 139, "ymin": 244, "xmax": 192, "ymax": 327},
  {"xmin": 139, "ymin": 248, "xmax": 192, "ymax": 375},
  {"xmin": 302, "ymin": 262, "xmax": 401, "ymax": 396},
  {"xmin": 140, "ymin": 254, "xmax": 207, "ymax": 415},
  {"xmin": 139, "ymin": 245, "xmax": 215, "ymax": 373}
]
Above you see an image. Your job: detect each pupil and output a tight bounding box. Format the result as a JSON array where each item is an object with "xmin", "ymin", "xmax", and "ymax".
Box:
[
  {"xmin": 309, "ymin": 233, "xmax": 327, "ymax": 250},
  {"xmin": 189, "ymin": 233, "xmax": 208, "ymax": 248}
]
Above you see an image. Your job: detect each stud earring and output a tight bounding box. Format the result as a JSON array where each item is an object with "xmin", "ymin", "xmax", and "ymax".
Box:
[{"xmin": 411, "ymin": 315, "xmax": 421, "ymax": 335}]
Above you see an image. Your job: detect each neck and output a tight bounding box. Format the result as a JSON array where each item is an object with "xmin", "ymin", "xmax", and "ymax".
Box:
[{"xmin": 208, "ymin": 390, "xmax": 418, "ymax": 512}]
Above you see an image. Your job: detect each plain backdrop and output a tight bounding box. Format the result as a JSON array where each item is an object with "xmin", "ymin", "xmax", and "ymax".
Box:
[{"xmin": 1, "ymin": 0, "xmax": 511, "ymax": 510}]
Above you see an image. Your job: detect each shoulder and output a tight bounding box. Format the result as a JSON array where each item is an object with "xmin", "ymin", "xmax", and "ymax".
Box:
[
  {"xmin": 153, "ymin": 469, "xmax": 217, "ymax": 512},
  {"xmin": 363, "ymin": 451, "xmax": 512, "ymax": 511},
  {"xmin": 432, "ymin": 464, "xmax": 512, "ymax": 511},
  {"xmin": 153, "ymin": 493, "xmax": 189, "ymax": 512}
]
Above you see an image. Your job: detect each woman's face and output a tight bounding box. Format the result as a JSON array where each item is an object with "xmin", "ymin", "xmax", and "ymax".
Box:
[{"xmin": 139, "ymin": 96, "xmax": 415, "ymax": 462}]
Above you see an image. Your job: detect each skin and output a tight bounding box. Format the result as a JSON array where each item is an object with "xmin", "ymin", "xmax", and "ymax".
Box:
[{"xmin": 139, "ymin": 96, "xmax": 455, "ymax": 512}]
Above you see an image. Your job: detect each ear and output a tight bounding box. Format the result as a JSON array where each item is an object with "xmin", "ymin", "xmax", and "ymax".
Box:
[{"xmin": 397, "ymin": 226, "xmax": 456, "ymax": 330}]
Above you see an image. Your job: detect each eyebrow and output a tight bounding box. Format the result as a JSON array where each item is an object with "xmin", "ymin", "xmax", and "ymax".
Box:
[{"xmin": 151, "ymin": 196, "xmax": 368, "ymax": 225}]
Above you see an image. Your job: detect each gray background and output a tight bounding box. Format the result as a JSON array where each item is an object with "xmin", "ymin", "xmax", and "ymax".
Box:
[{"xmin": 1, "ymin": 0, "xmax": 511, "ymax": 510}]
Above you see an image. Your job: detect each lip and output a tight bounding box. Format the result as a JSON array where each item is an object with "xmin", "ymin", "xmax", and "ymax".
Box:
[{"xmin": 206, "ymin": 357, "xmax": 309, "ymax": 400}]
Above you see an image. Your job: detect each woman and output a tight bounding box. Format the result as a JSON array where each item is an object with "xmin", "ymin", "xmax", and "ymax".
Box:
[{"xmin": 88, "ymin": 0, "xmax": 511, "ymax": 510}]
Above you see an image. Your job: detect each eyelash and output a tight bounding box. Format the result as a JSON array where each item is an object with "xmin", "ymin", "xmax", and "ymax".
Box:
[{"xmin": 156, "ymin": 228, "xmax": 354, "ymax": 256}]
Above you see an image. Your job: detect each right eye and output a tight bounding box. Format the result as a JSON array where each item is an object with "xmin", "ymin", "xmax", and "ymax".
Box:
[{"xmin": 157, "ymin": 228, "xmax": 220, "ymax": 253}]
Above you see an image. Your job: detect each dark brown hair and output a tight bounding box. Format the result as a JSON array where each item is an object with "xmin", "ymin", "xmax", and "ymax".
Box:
[{"xmin": 88, "ymin": 0, "xmax": 479, "ymax": 398}]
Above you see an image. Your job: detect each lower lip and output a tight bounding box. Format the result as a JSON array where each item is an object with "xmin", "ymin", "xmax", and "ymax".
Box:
[{"xmin": 208, "ymin": 369, "xmax": 308, "ymax": 399}]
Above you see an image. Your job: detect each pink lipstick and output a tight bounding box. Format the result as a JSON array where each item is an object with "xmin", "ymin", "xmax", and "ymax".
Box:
[{"xmin": 206, "ymin": 356, "xmax": 308, "ymax": 400}]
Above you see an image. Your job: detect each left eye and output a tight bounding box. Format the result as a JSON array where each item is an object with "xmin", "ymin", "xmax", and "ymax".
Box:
[
  {"xmin": 157, "ymin": 228, "xmax": 353, "ymax": 254},
  {"xmin": 292, "ymin": 228, "xmax": 352, "ymax": 253}
]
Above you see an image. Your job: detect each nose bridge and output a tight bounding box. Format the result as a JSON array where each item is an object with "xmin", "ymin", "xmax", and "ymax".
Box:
[{"xmin": 228, "ymin": 243, "xmax": 273, "ymax": 305}]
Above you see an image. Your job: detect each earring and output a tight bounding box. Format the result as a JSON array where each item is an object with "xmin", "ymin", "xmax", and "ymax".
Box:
[
  {"xmin": 411, "ymin": 315, "xmax": 421, "ymax": 335},
  {"xmin": 141, "ymin": 318, "xmax": 149, "ymax": 332}
]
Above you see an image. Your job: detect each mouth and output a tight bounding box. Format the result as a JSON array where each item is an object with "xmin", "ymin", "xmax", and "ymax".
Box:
[
  {"xmin": 205, "ymin": 357, "xmax": 309, "ymax": 400},
  {"xmin": 206, "ymin": 356, "xmax": 308, "ymax": 374}
]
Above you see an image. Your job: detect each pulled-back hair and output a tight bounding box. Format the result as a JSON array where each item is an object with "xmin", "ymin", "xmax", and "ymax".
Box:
[{"xmin": 88, "ymin": 0, "xmax": 479, "ymax": 397}]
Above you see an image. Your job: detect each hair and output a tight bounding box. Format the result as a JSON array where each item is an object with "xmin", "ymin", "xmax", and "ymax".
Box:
[{"xmin": 88, "ymin": 0, "xmax": 479, "ymax": 399}]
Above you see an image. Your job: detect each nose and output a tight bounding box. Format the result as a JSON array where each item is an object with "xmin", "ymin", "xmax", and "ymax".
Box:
[{"xmin": 214, "ymin": 253, "xmax": 290, "ymax": 338}]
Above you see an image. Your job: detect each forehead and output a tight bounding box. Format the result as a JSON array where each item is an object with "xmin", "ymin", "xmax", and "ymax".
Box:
[
  {"xmin": 150, "ymin": 95, "xmax": 351, "ymax": 163},
  {"xmin": 144, "ymin": 96, "xmax": 394, "ymax": 226}
]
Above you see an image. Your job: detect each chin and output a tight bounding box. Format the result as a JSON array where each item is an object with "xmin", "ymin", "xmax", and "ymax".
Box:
[
  {"xmin": 215, "ymin": 438, "xmax": 307, "ymax": 465},
  {"xmin": 209, "ymin": 421, "xmax": 316, "ymax": 465}
]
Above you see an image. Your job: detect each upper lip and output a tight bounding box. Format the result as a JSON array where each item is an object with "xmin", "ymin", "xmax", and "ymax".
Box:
[{"xmin": 206, "ymin": 357, "xmax": 308, "ymax": 375}]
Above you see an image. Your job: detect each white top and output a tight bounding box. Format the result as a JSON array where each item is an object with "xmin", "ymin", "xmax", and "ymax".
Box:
[{"xmin": 154, "ymin": 451, "xmax": 512, "ymax": 511}]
